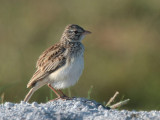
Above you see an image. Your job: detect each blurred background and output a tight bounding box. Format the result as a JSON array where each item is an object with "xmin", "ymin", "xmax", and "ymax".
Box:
[{"xmin": 0, "ymin": 0, "xmax": 160, "ymax": 110}]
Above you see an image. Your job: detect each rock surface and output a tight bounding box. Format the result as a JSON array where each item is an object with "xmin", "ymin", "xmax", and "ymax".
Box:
[{"xmin": 0, "ymin": 97, "xmax": 160, "ymax": 120}]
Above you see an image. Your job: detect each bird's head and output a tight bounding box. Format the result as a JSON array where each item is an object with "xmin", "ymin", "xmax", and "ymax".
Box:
[{"xmin": 61, "ymin": 24, "xmax": 91, "ymax": 42}]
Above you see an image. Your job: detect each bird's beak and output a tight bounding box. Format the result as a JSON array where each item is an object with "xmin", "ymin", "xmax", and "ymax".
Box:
[{"xmin": 83, "ymin": 30, "xmax": 91, "ymax": 35}]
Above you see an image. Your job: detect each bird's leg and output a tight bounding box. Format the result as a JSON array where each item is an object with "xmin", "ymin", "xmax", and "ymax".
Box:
[
  {"xmin": 58, "ymin": 90, "xmax": 69, "ymax": 98},
  {"xmin": 47, "ymin": 84, "xmax": 71, "ymax": 101},
  {"xmin": 57, "ymin": 90, "xmax": 66, "ymax": 97},
  {"xmin": 48, "ymin": 84, "xmax": 61, "ymax": 98}
]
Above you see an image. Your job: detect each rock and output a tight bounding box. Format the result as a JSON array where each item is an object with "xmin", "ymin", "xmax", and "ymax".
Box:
[{"xmin": 0, "ymin": 97, "xmax": 160, "ymax": 120}]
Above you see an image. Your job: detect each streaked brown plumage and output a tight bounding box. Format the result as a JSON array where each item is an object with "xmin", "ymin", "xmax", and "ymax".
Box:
[{"xmin": 27, "ymin": 43, "xmax": 67, "ymax": 88}]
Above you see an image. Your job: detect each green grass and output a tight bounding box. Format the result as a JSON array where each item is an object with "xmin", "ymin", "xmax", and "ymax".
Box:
[
  {"xmin": 87, "ymin": 85, "xmax": 93, "ymax": 99},
  {"xmin": 0, "ymin": 93, "xmax": 4, "ymax": 104}
]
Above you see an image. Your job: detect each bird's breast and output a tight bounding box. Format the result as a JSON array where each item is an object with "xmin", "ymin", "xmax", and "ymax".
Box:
[{"xmin": 48, "ymin": 55, "xmax": 84, "ymax": 89}]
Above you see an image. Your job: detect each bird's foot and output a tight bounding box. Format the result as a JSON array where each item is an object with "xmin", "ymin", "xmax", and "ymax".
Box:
[
  {"xmin": 49, "ymin": 96, "xmax": 72, "ymax": 102},
  {"xmin": 60, "ymin": 95, "xmax": 72, "ymax": 100}
]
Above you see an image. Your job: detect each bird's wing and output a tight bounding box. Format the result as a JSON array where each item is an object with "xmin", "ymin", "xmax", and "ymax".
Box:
[{"xmin": 27, "ymin": 43, "xmax": 67, "ymax": 88}]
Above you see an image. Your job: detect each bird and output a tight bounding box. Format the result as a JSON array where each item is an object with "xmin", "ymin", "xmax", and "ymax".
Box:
[{"xmin": 24, "ymin": 24, "xmax": 91, "ymax": 102}]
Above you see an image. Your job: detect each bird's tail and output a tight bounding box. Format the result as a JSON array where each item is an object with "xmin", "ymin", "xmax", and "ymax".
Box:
[
  {"xmin": 24, "ymin": 88, "xmax": 35, "ymax": 102},
  {"xmin": 24, "ymin": 79, "xmax": 47, "ymax": 102}
]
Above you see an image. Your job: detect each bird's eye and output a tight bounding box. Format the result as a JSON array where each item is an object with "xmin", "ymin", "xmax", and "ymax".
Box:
[{"xmin": 74, "ymin": 31, "xmax": 78, "ymax": 34}]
